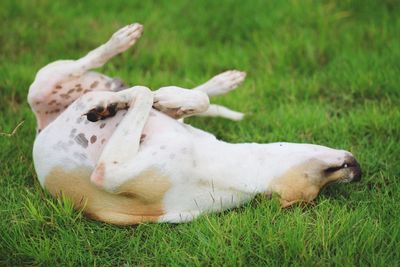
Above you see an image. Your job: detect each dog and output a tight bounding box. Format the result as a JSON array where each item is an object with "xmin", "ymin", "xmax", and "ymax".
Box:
[{"xmin": 29, "ymin": 23, "xmax": 361, "ymax": 225}]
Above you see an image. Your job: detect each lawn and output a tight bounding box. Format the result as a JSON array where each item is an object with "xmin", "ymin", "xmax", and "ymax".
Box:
[{"xmin": 1, "ymin": 0, "xmax": 399, "ymax": 265}]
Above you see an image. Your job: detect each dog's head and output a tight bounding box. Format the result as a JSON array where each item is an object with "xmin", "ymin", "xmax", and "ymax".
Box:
[{"xmin": 267, "ymin": 143, "xmax": 361, "ymax": 207}]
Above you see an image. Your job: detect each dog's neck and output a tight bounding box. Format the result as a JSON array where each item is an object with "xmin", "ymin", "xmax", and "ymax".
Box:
[{"xmin": 193, "ymin": 139, "xmax": 295, "ymax": 192}]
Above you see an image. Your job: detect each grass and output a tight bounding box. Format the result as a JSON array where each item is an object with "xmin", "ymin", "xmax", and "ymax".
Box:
[{"xmin": 1, "ymin": 0, "xmax": 399, "ymax": 265}]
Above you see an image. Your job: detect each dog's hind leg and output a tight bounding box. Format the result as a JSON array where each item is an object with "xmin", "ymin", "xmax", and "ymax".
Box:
[
  {"xmin": 28, "ymin": 23, "xmax": 143, "ymax": 131},
  {"xmin": 31, "ymin": 23, "xmax": 143, "ymax": 81},
  {"xmin": 85, "ymin": 87, "xmax": 176, "ymax": 224},
  {"xmin": 90, "ymin": 86, "xmax": 154, "ymax": 191},
  {"xmin": 70, "ymin": 23, "xmax": 143, "ymax": 75},
  {"xmin": 193, "ymin": 70, "xmax": 246, "ymax": 120}
]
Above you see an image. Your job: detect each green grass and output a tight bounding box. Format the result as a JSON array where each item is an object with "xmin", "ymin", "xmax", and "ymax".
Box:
[{"xmin": 1, "ymin": 0, "xmax": 399, "ymax": 265}]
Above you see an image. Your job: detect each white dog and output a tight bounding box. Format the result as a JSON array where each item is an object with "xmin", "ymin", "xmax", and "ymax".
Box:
[{"xmin": 29, "ymin": 23, "xmax": 361, "ymax": 225}]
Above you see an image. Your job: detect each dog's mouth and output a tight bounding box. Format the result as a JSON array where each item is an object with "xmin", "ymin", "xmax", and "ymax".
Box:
[{"xmin": 324, "ymin": 159, "xmax": 362, "ymax": 183}]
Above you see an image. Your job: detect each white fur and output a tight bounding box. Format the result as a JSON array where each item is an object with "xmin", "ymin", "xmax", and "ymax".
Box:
[{"xmin": 30, "ymin": 23, "xmax": 358, "ymax": 224}]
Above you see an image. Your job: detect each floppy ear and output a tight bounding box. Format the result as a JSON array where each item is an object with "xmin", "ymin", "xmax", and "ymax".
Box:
[
  {"xmin": 275, "ymin": 183, "xmax": 320, "ymax": 208},
  {"xmin": 269, "ymin": 161, "xmax": 323, "ymax": 208},
  {"xmin": 280, "ymin": 199, "xmax": 302, "ymax": 208}
]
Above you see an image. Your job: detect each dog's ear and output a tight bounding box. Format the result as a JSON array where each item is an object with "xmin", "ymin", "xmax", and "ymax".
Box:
[
  {"xmin": 269, "ymin": 161, "xmax": 323, "ymax": 208},
  {"xmin": 276, "ymin": 184, "xmax": 320, "ymax": 208},
  {"xmin": 280, "ymin": 199, "xmax": 301, "ymax": 208}
]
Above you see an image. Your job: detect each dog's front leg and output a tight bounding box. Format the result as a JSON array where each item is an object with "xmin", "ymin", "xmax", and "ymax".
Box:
[
  {"xmin": 194, "ymin": 70, "xmax": 246, "ymax": 96},
  {"xmin": 152, "ymin": 70, "xmax": 247, "ymax": 120},
  {"xmin": 153, "ymin": 86, "xmax": 210, "ymax": 119}
]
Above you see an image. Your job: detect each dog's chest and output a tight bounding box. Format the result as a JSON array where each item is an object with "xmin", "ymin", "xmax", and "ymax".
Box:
[
  {"xmin": 44, "ymin": 108, "xmax": 126, "ymax": 164},
  {"xmin": 35, "ymin": 105, "xmax": 178, "ymax": 170}
]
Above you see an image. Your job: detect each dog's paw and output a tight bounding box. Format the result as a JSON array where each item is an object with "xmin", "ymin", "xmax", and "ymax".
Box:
[
  {"xmin": 199, "ymin": 70, "xmax": 246, "ymax": 96},
  {"xmin": 107, "ymin": 23, "xmax": 143, "ymax": 53},
  {"xmin": 83, "ymin": 96, "xmax": 129, "ymax": 122},
  {"xmin": 153, "ymin": 87, "xmax": 209, "ymax": 119}
]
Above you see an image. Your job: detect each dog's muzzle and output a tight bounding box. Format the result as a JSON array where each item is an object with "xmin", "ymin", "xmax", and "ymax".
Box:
[{"xmin": 345, "ymin": 155, "xmax": 362, "ymax": 182}]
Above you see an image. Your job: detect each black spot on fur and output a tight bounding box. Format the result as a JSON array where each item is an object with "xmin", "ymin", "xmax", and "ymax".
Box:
[
  {"xmin": 54, "ymin": 141, "xmax": 69, "ymax": 152},
  {"xmin": 60, "ymin": 94, "xmax": 70, "ymax": 99},
  {"xmin": 73, "ymin": 152, "xmax": 87, "ymax": 161},
  {"xmin": 90, "ymin": 81, "xmax": 99, "ymax": 88},
  {"xmin": 90, "ymin": 135, "xmax": 97, "ymax": 144},
  {"xmin": 140, "ymin": 134, "xmax": 146, "ymax": 143},
  {"xmin": 74, "ymin": 133, "xmax": 88, "ymax": 148},
  {"xmin": 112, "ymin": 78, "xmax": 128, "ymax": 91},
  {"xmin": 107, "ymin": 103, "xmax": 117, "ymax": 116},
  {"xmin": 69, "ymin": 128, "xmax": 77, "ymax": 138}
]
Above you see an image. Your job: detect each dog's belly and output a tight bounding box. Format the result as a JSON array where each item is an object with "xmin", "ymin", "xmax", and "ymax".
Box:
[
  {"xmin": 34, "ymin": 105, "xmax": 175, "ymax": 169},
  {"xmin": 32, "ymin": 97, "xmax": 190, "ymax": 191},
  {"xmin": 34, "ymin": 109, "xmax": 123, "ymax": 172}
]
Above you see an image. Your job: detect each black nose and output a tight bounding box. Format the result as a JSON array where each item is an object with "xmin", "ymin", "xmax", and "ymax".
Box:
[
  {"xmin": 345, "ymin": 155, "xmax": 362, "ymax": 182},
  {"xmin": 352, "ymin": 162, "xmax": 362, "ymax": 182}
]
